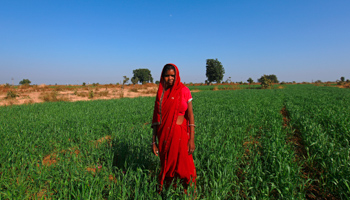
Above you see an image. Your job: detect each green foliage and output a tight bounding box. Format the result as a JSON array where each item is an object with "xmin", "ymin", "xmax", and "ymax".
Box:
[
  {"xmin": 123, "ymin": 76, "xmax": 129, "ymax": 85},
  {"xmin": 340, "ymin": 76, "xmax": 345, "ymax": 82},
  {"xmin": 19, "ymin": 79, "xmax": 31, "ymax": 85},
  {"xmin": 4, "ymin": 83, "xmax": 11, "ymax": 88},
  {"xmin": 131, "ymin": 77, "xmax": 139, "ymax": 85},
  {"xmin": 205, "ymin": 58, "xmax": 225, "ymax": 83},
  {"xmin": 132, "ymin": 69, "xmax": 153, "ymax": 84},
  {"xmin": 260, "ymin": 75, "xmax": 272, "ymax": 89},
  {"xmin": 247, "ymin": 77, "xmax": 254, "ymax": 84},
  {"xmin": 258, "ymin": 74, "xmax": 279, "ymax": 83},
  {"xmin": 89, "ymin": 90, "xmax": 94, "ymax": 99},
  {"xmin": 6, "ymin": 91, "xmax": 19, "ymax": 99},
  {"xmin": 1, "ymin": 85, "xmax": 349, "ymax": 199},
  {"xmin": 155, "ymin": 80, "xmax": 160, "ymax": 84},
  {"xmin": 82, "ymin": 82, "xmax": 86, "ymax": 86}
]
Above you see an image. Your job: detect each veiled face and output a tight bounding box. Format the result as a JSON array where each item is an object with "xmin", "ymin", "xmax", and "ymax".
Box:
[{"xmin": 163, "ymin": 69, "xmax": 175, "ymax": 88}]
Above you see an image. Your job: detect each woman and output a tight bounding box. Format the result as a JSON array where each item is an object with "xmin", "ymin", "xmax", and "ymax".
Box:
[{"xmin": 151, "ymin": 63, "xmax": 196, "ymax": 192}]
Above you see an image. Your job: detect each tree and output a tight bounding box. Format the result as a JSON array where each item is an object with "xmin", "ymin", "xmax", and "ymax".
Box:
[
  {"xmin": 340, "ymin": 77, "xmax": 345, "ymax": 82},
  {"xmin": 132, "ymin": 69, "xmax": 153, "ymax": 84},
  {"xmin": 247, "ymin": 77, "xmax": 254, "ymax": 84},
  {"xmin": 257, "ymin": 74, "xmax": 279, "ymax": 83},
  {"xmin": 224, "ymin": 77, "xmax": 232, "ymax": 83},
  {"xmin": 131, "ymin": 77, "xmax": 139, "ymax": 85},
  {"xmin": 19, "ymin": 79, "xmax": 31, "ymax": 85},
  {"xmin": 206, "ymin": 59, "xmax": 225, "ymax": 84},
  {"xmin": 123, "ymin": 76, "xmax": 129, "ymax": 85},
  {"xmin": 260, "ymin": 75, "xmax": 272, "ymax": 89}
]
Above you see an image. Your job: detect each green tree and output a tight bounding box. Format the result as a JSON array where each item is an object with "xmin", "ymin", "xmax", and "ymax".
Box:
[
  {"xmin": 131, "ymin": 77, "xmax": 139, "ymax": 85},
  {"xmin": 247, "ymin": 77, "xmax": 254, "ymax": 84},
  {"xmin": 132, "ymin": 69, "xmax": 153, "ymax": 84},
  {"xmin": 123, "ymin": 76, "xmax": 130, "ymax": 85},
  {"xmin": 258, "ymin": 74, "xmax": 279, "ymax": 83},
  {"xmin": 340, "ymin": 77, "xmax": 345, "ymax": 82},
  {"xmin": 206, "ymin": 59, "xmax": 225, "ymax": 83},
  {"xmin": 260, "ymin": 75, "xmax": 272, "ymax": 89},
  {"xmin": 19, "ymin": 79, "xmax": 31, "ymax": 85}
]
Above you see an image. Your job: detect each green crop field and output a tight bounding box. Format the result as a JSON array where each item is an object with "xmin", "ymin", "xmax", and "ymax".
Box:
[{"xmin": 0, "ymin": 85, "xmax": 349, "ymax": 199}]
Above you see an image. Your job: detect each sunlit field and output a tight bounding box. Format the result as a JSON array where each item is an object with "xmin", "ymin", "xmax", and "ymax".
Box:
[{"xmin": 0, "ymin": 84, "xmax": 349, "ymax": 199}]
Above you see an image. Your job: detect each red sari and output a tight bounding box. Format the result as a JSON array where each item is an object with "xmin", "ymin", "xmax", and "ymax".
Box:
[{"xmin": 152, "ymin": 64, "xmax": 196, "ymax": 190}]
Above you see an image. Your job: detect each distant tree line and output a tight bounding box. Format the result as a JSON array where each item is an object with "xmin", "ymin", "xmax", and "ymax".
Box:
[{"xmin": 16, "ymin": 61, "xmax": 346, "ymax": 87}]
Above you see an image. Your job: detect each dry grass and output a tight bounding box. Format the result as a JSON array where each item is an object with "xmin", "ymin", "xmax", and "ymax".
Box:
[
  {"xmin": 1, "ymin": 84, "xmax": 158, "ymax": 106},
  {"xmin": 6, "ymin": 91, "xmax": 19, "ymax": 99},
  {"xmin": 212, "ymin": 85, "xmax": 241, "ymax": 91},
  {"xmin": 129, "ymin": 88, "xmax": 139, "ymax": 92},
  {"xmin": 337, "ymin": 83, "xmax": 350, "ymax": 89},
  {"xmin": 143, "ymin": 88, "xmax": 157, "ymax": 94},
  {"xmin": 119, "ymin": 89, "xmax": 124, "ymax": 98},
  {"xmin": 40, "ymin": 91, "xmax": 69, "ymax": 102},
  {"xmin": 98, "ymin": 90, "xmax": 109, "ymax": 97}
]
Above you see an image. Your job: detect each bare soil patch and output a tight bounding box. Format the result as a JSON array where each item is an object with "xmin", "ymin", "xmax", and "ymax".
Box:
[{"xmin": 0, "ymin": 84, "xmax": 158, "ymax": 106}]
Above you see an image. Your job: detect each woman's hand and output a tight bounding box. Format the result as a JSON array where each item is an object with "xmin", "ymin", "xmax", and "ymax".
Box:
[
  {"xmin": 152, "ymin": 143, "xmax": 159, "ymax": 156},
  {"xmin": 188, "ymin": 138, "xmax": 195, "ymax": 155},
  {"xmin": 152, "ymin": 125, "xmax": 159, "ymax": 156}
]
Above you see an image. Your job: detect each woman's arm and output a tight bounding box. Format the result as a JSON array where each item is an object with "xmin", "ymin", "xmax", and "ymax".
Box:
[
  {"xmin": 187, "ymin": 101, "xmax": 195, "ymax": 155},
  {"xmin": 152, "ymin": 125, "xmax": 159, "ymax": 156}
]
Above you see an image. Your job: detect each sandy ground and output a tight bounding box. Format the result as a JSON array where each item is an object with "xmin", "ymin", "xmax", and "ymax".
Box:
[{"xmin": 0, "ymin": 84, "xmax": 159, "ymax": 106}]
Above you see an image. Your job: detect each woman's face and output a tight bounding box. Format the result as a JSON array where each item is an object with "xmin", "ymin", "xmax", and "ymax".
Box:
[{"xmin": 164, "ymin": 69, "xmax": 175, "ymax": 88}]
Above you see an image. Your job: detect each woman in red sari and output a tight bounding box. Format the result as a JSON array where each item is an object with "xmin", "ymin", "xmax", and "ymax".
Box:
[{"xmin": 151, "ymin": 63, "xmax": 196, "ymax": 192}]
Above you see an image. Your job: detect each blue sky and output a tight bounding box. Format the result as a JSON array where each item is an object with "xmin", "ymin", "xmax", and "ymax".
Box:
[{"xmin": 1, "ymin": 0, "xmax": 349, "ymax": 85}]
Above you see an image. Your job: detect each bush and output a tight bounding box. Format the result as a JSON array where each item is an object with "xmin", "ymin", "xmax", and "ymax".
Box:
[
  {"xmin": 260, "ymin": 75, "xmax": 272, "ymax": 89},
  {"xmin": 19, "ymin": 79, "xmax": 31, "ymax": 85},
  {"xmin": 89, "ymin": 90, "xmax": 94, "ymax": 99},
  {"xmin": 98, "ymin": 90, "xmax": 109, "ymax": 97},
  {"xmin": 6, "ymin": 91, "xmax": 19, "ymax": 99},
  {"xmin": 41, "ymin": 91, "xmax": 57, "ymax": 102}
]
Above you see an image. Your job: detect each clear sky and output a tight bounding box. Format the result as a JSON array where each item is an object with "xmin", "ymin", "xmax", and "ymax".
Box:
[{"xmin": 1, "ymin": 0, "xmax": 349, "ymax": 85}]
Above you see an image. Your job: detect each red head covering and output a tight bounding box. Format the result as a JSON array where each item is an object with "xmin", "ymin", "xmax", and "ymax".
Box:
[{"xmin": 152, "ymin": 63, "xmax": 185, "ymax": 153}]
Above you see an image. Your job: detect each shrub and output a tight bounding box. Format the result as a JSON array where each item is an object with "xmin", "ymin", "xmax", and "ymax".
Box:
[
  {"xmin": 98, "ymin": 90, "xmax": 109, "ymax": 97},
  {"xmin": 260, "ymin": 75, "xmax": 272, "ymax": 89},
  {"xmin": 129, "ymin": 88, "xmax": 138, "ymax": 92},
  {"xmin": 19, "ymin": 79, "xmax": 31, "ymax": 85},
  {"xmin": 119, "ymin": 89, "xmax": 124, "ymax": 98},
  {"xmin": 89, "ymin": 91, "xmax": 94, "ymax": 99},
  {"xmin": 6, "ymin": 91, "xmax": 19, "ymax": 99},
  {"xmin": 41, "ymin": 91, "xmax": 59, "ymax": 102}
]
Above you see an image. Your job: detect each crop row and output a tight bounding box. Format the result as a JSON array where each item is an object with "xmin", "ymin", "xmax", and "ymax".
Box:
[{"xmin": 0, "ymin": 85, "xmax": 348, "ymax": 199}]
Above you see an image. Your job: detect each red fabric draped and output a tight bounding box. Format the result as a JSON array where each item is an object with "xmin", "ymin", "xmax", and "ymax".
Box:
[{"xmin": 152, "ymin": 64, "xmax": 196, "ymax": 189}]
